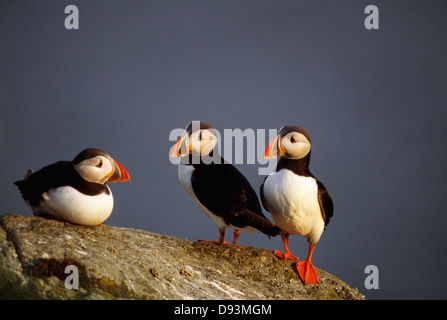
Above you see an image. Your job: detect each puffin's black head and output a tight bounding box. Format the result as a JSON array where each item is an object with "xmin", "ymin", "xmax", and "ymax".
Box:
[
  {"xmin": 184, "ymin": 121, "xmax": 214, "ymax": 136},
  {"xmin": 170, "ymin": 121, "xmax": 218, "ymax": 158},
  {"xmin": 72, "ymin": 148, "xmax": 131, "ymax": 184},
  {"xmin": 264, "ymin": 125, "xmax": 311, "ymax": 160}
]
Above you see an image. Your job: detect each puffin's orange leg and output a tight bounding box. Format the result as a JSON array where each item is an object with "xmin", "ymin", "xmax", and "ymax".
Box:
[
  {"xmin": 274, "ymin": 233, "xmax": 299, "ymax": 260},
  {"xmin": 232, "ymin": 230, "xmax": 240, "ymax": 245},
  {"xmin": 295, "ymin": 244, "xmax": 319, "ymax": 285},
  {"xmin": 199, "ymin": 229, "xmax": 229, "ymax": 245}
]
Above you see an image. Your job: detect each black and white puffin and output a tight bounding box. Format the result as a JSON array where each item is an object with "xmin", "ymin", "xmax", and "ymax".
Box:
[
  {"xmin": 170, "ymin": 121, "xmax": 280, "ymax": 245},
  {"xmin": 14, "ymin": 148, "xmax": 130, "ymax": 226},
  {"xmin": 261, "ymin": 126, "xmax": 333, "ymax": 285}
]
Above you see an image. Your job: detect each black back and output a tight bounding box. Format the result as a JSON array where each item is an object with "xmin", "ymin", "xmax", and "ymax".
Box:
[
  {"xmin": 189, "ymin": 155, "xmax": 280, "ymax": 236},
  {"xmin": 14, "ymin": 161, "xmax": 109, "ymax": 207}
]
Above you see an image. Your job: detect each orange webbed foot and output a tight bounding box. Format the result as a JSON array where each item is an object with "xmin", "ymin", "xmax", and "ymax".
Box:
[
  {"xmin": 295, "ymin": 260, "xmax": 319, "ymax": 285},
  {"xmin": 274, "ymin": 232, "xmax": 298, "ymax": 260},
  {"xmin": 295, "ymin": 244, "xmax": 319, "ymax": 285},
  {"xmin": 274, "ymin": 250, "xmax": 299, "ymax": 260}
]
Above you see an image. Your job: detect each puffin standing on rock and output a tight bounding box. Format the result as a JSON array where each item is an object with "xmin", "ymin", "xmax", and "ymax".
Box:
[
  {"xmin": 170, "ymin": 121, "xmax": 280, "ymax": 245},
  {"xmin": 14, "ymin": 148, "xmax": 130, "ymax": 226},
  {"xmin": 261, "ymin": 126, "xmax": 333, "ymax": 285}
]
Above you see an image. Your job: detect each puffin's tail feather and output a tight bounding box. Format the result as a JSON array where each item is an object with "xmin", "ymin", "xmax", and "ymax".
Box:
[
  {"xmin": 242, "ymin": 209, "xmax": 281, "ymax": 237},
  {"xmin": 14, "ymin": 179, "xmax": 28, "ymax": 200},
  {"xmin": 258, "ymin": 224, "xmax": 281, "ymax": 237},
  {"xmin": 14, "ymin": 169, "xmax": 33, "ymax": 201}
]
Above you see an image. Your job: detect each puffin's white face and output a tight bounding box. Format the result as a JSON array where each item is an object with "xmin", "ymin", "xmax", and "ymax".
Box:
[
  {"xmin": 280, "ymin": 131, "xmax": 311, "ymax": 160},
  {"xmin": 264, "ymin": 128, "xmax": 311, "ymax": 160},
  {"xmin": 189, "ymin": 129, "xmax": 217, "ymax": 156},
  {"xmin": 170, "ymin": 126, "xmax": 218, "ymax": 158},
  {"xmin": 74, "ymin": 155, "xmax": 114, "ymax": 184}
]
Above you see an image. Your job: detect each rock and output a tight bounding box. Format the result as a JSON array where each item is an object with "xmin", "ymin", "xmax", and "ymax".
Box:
[{"xmin": 0, "ymin": 214, "xmax": 364, "ymax": 300}]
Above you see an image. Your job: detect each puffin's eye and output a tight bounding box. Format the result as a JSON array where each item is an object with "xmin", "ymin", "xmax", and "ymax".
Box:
[
  {"xmin": 198, "ymin": 131, "xmax": 203, "ymax": 140},
  {"xmin": 290, "ymin": 136, "xmax": 296, "ymax": 143},
  {"xmin": 96, "ymin": 160, "xmax": 103, "ymax": 168}
]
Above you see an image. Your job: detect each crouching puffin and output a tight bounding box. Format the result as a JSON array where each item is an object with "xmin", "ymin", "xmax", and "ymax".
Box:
[
  {"xmin": 261, "ymin": 126, "xmax": 333, "ymax": 285},
  {"xmin": 170, "ymin": 121, "xmax": 280, "ymax": 245},
  {"xmin": 14, "ymin": 148, "xmax": 130, "ymax": 226}
]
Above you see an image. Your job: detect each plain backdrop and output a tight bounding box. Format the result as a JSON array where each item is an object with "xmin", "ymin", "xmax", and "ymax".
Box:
[{"xmin": 1, "ymin": 1, "xmax": 446, "ymax": 299}]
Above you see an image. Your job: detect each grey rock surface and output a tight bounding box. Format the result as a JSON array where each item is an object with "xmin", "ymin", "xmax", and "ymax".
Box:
[{"xmin": 0, "ymin": 213, "xmax": 364, "ymax": 300}]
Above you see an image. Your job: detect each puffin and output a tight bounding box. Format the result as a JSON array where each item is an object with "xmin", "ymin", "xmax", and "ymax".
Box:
[
  {"xmin": 169, "ymin": 121, "xmax": 280, "ymax": 245},
  {"xmin": 14, "ymin": 148, "xmax": 130, "ymax": 226},
  {"xmin": 261, "ymin": 126, "xmax": 333, "ymax": 285}
]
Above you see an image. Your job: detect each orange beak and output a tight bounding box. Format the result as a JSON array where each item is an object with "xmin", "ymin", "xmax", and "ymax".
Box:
[
  {"xmin": 263, "ymin": 135, "xmax": 285, "ymax": 159},
  {"xmin": 108, "ymin": 159, "xmax": 131, "ymax": 183},
  {"xmin": 169, "ymin": 133, "xmax": 191, "ymax": 158}
]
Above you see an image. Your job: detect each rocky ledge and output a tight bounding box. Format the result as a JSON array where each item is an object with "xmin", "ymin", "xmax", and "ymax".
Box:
[{"xmin": 0, "ymin": 213, "xmax": 364, "ymax": 300}]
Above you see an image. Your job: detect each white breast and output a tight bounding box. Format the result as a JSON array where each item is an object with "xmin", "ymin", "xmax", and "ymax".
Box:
[
  {"xmin": 34, "ymin": 186, "xmax": 114, "ymax": 226},
  {"xmin": 263, "ymin": 169, "xmax": 324, "ymax": 244}
]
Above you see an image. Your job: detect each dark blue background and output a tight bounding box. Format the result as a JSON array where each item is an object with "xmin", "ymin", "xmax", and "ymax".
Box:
[{"xmin": 1, "ymin": 1, "xmax": 446, "ymax": 299}]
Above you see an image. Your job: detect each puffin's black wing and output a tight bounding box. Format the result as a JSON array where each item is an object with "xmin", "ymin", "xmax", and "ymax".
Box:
[
  {"xmin": 191, "ymin": 162, "xmax": 279, "ymax": 236},
  {"xmin": 259, "ymin": 176, "xmax": 270, "ymax": 213},
  {"xmin": 14, "ymin": 161, "xmax": 74, "ymax": 206},
  {"xmin": 316, "ymin": 180, "xmax": 333, "ymax": 227},
  {"xmin": 14, "ymin": 161, "xmax": 108, "ymax": 207}
]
